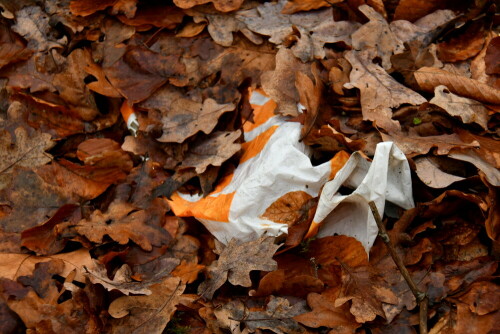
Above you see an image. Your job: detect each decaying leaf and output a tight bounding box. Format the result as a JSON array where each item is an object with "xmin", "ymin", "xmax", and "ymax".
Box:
[
  {"xmin": 345, "ymin": 50, "xmax": 426, "ymax": 131},
  {"xmin": 107, "ymin": 277, "xmax": 186, "ymax": 334},
  {"xmin": 198, "ymin": 236, "xmax": 279, "ymax": 299}
]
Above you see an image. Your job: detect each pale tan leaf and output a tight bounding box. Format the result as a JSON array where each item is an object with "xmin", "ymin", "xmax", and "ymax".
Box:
[
  {"xmin": 345, "ymin": 50, "xmax": 426, "ymax": 131},
  {"xmin": 414, "ymin": 67, "xmax": 500, "ymax": 105},
  {"xmin": 430, "ymin": 85, "xmax": 489, "ymax": 129}
]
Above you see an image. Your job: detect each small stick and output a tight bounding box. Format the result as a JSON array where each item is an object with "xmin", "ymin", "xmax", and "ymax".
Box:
[{"xmin": 369, "ymin": 201, "xmax": 428, "ymax": 334}]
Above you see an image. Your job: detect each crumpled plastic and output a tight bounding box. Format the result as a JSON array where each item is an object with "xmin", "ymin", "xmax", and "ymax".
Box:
[
  {"xmin": 306, "ymin": 142, "xmax": 414, "ymax": 253},
  {"xmin": 167, "ymin": 90, "xmax": 414, "ymax": 253}
]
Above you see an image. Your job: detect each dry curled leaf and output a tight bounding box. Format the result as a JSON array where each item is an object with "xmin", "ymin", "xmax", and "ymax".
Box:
[
  {"xmin": 198, "ymin": 236, "xmax": 279, "ymax": 299},
  {"xmin": 414, "ymin": 67, "xmax": 500, "ymax": 105}
]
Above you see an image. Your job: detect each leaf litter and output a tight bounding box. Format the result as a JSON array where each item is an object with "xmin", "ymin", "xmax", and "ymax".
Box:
[{"xmin": 0, "ymin": 0, "xmax": 498, "ymax": 333}]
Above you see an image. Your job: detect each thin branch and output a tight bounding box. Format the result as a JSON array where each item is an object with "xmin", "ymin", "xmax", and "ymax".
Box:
[{"xmin": 368, "ymin": 201, "xmax": 428, "ymax": 334}]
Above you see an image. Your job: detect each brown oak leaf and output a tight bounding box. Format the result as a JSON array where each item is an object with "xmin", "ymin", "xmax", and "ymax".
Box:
[{"xmin": 198, "ymin": 236, "xmax": 279, "ymax": 299}]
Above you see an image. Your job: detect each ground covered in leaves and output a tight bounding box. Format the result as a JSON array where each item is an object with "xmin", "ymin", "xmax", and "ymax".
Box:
[{"xmin": 0, "ymin": 0, "xmax": 499, "ymax": 333}]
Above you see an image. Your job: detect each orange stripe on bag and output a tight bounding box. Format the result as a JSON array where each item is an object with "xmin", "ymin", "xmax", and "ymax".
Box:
[
  {"xmin": 169, "ymin": 192, "xmax": 235, "ymax": 222},
  {"xmin": 240, "ymin": 125, "xmax": 278, "ymax": 164},
  {"xmin": 243, "ymin": 99, "xmax": 277, "ymax": 133},
  {"xmin": 329, "ymin": 151, "xmax": 350, "ymax": 180}
]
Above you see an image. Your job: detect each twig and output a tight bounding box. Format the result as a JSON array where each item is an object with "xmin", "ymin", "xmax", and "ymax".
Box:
[{"xmin": 368, "ymin": 201, "xmax": 428, "ymax": 334}]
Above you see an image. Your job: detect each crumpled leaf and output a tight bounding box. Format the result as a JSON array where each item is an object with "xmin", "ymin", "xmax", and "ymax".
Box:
[
  {"xmin": 261, "ymin": 191, "xmax": 312, "ymax": 226},
  {"xmin": 237, "ymin": 0, "xmax": 360, "ymax": 61},
  {"xmin": 414, "ymin": 66, "xmax": 500, "ymax": 105},
  {"xmin": 198, "ymin": 236, "xmax": 279, "ymax": 299},
  {"xmin": 215, "ymin": 296, "xmax": 307, "ymax": 334},
  {"xmin": 345, "ymin": 50, "xmax": 426, "ymax": 131},
  {"xmin": 430, "ymin": 85, "xmax": 489, "ymax": 129},
  {"xmin": 85, "ymin": 261, "xmax": 153, "ymax": 295},
  {"xmin": 180, "ymin": 131, "xmax": 241, "ymax": 174},
  {"xmin": 74, "ymin": 199, "xmax": 172, "ymax": 251},
  {"xmin": 107, "ymin": 277, "xmax": 185, "ymax": 334}
]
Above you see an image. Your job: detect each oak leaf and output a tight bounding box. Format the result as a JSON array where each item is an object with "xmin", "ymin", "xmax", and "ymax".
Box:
[
  {"xmin": 216, "ymin": 296, "xmax": 307, "ymax": 334},
  {"xmin": 180, "ymin": 131, "xmax": 241, "ymax": 174},
  {"xmin": 237, "ymin": 0, "xmax": 359, "ymax": 61},
  {"xmin": 198, "ymin": 236, "xmax": 279, "ymax": 299},
  {"xmin": 345, "ymin": 50, "xmax": 426, "ymax": 132},
  {"xmin": 74, "ymin": 199, "xmax": 172, "ymax": 251},
  {"xmin": 335, "ymin": 264, "xmax": 398, "ymax": 323}
]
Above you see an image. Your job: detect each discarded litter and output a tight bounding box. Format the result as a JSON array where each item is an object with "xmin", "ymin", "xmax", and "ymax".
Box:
[{"xmin": 167, "ymin": 91, "xmax": 414, "ymax": 253}]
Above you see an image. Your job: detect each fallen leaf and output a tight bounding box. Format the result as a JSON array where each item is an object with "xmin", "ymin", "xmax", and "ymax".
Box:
[
  {"xmin": 0, "ymin": 23, "xmax": 32, "ymax": 69},
  {"xmin": 484, "ymin": 36, "xmax": 500, "ymax": 75},
  {"xmin": 345, "ymin": 49, "xmax": 426, "ymax": 131},
  {"xmin": 237, "ymin": 1, "xmax": 360, "ymax": 61},
  {"xmin": 74, "ymin": 199, "xmax": 172, "ymax": 251},
  {"xmin": 414, "ymin": 156, "xmax": 465, "ymax": 188},
  {"xmin": 261, "ymin": 48, "xmax": 310, "ymax": 116},
  {"xmin": 351, "ymin": 5, "xmax": 405, "ymax": 70},
  {"xmin": 261, "ymin": 191, "xmax": 313, "ymax": 226},
  {"xmin": 457, "ymin": 281, "xmax": 500, "ymax": 315},
  {"xmin": 107, "ymin": 277, "xmax": 185, "ymax": 333},
  {"xmin": 429, "ymin": 85, "xmax": 489, "ymax": 129},
  {"xmin": 335, "ymin": 263, "xmax": 398, "ymax": 323},
  {"xmin": 77, "ymin": 138, "xmax": 133, "ymax": 172},
  {"xmin": 70, "ymin": 0, "xmax": 117, "ymax": 16},
  {"xmin": 173, "ymin": 0, "xmax": 245, "ymax": 12},
  {"xmin": 85, "ymin": 261, "xmax": 153, "ymax": 295},
  {"xmin": 281, "ymin": 0, "xmax": 337, "ymax": 14},
  {"xmin": 0, "ymin": 126, "xmax": 54, "ymax": 183},
  {"xmin": 295, "ymin": 63, "xmax": 323, "ymax": 140},
  {"xmin": 171, "ymin": 260, "xmax": 205, "ymax": 284},
  {"xmin": 11, "ymin": 6, "xmax": 66, "ymax": 52},
  {"xmin": 436, "ymin": 20, "xmax": 486, "ymax": 62},
  {"xmin": 116, "ymin": 4, "xmax": 183, "ymax": 29},
  {"xmin": 198, "ymin": 236, "xmax": 279, "ymax": 299},
  {"xmin": 180, "ymin": 131, "xmax": 241, "ymax": 174},
  {"xmin": 149, "ymin": 86, "xmax": 235, "ymax": 143},
  {"xmin": 294, "ymin": 287, "xmax": 360, "ymax": 332},
  {"xmin": 216, "ymin": 296, "xmax": 308, "ymax": 334},
  {"xmin": 454, "ymin": 302, "xmax": 500, "ymax": 334},
  {"xmin": 414, "ymin": 66, "xmax": 500, "ymax": 105}
]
